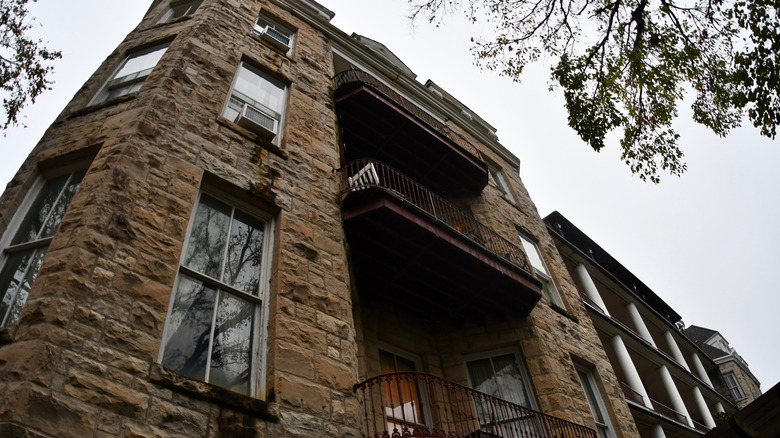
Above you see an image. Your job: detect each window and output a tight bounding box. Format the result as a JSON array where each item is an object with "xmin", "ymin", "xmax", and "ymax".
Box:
[
  {"xmin": 254, "ymin": 13, "xmax": 295, "ymax": 53},
  {"xmin": 465, "ymin": 350, "xmax": 539, "ymax": 433},
  {"xmin": 724, "ymin": 372, "xmax": 745, "ymax": 400},
  {"xmin": 487, "ymin": 164, "xmax": 514, "ymax": 202},
  {"xmin": 0, "ymin": 171, "xmax": 85, "ymax": 327},
  {"xmin": 518, "ymin": 232, "xmax": 565, "ymax": 308},
  {"xmin": 90, "ymin": 43, "xmax": 170, "ymax": 105},
  {"xmin": 576, "ymin": 365, "xmax": 616, "ymax": 438},
  {"xmin": 223, "ymin": 62, "xmax": 287, "ymax": 142},
  {"xmin": 158, "ymin": 0, "xmax": 202, "ymax": 23},
  {"xmin": 378, "ymin": 348, "xmax": 429, "ymax": 433},
  {"xmin": 465, "ymin": 350, "xmax": 536, "ymax": 409},
  {"xmin": 159, "ymin": 192, "xmax": 274, "ymax": 396}
]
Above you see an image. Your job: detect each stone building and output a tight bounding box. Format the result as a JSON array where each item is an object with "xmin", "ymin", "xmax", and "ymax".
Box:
[
  {"xmin": 0, "ymin": 0, "xmax": 688, "ymax": 437},
  {"xmin": 543, "ymin": 212, "xmax": 742, "ymax": 438},
  {"xmin": 682, "ymin": 325, "xmax": 762, "ymax": 409}
]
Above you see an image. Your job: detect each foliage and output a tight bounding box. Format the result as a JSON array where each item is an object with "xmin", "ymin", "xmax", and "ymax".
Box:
[
  {"xmin": 0, "ymin": 0, "xmax": 60, "ymax": 131},
  {"xmin": 410, "ymin": 0, "xmax": 778, "ymax": 182},
  {"xmin": 713, "ymin": 410, "xmax": 731, "ymax": 424}
]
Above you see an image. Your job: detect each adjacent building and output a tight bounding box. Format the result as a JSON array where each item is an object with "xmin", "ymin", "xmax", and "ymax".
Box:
[
  {"xmin": 544, "ymin": 212, "xmax": 748, "ymax": 438},
  {"xmin": 683, "ymin": 325, "xmax": 761, "ymax": 409},
  {"xmin": 0, "ymin": 1, "xmax": 648, "ymax": 437}
]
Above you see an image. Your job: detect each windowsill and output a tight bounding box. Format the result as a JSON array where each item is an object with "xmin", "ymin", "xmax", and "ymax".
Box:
[
  {"xmin": 149, "ymin": 363, "xmax": 279, "ymax": 421},
  {"xmin": 216, "ymin": 116, "xmax": 287, "ymax": 159},
  {"xmin": 68, "ymin": 93, "xmax": 137, "ymax": 119},
  {"xmin": 549, "ymin": 302, "xmax": 579, "ymax": 323}
]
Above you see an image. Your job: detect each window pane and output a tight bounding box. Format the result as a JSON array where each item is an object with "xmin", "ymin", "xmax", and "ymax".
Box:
[
  {"xmin": 0, "ymin": 250, "xmax": 34, "ymax": 326},
  {"xmin": 183, "ymin": 194, "xmax": 232, "ymax": 279},
  {"xmin": 161, "ymin": 275, "xmax": 217, "ymax": 382},
  {"xmin": 468, "ymin": 358, "xmax": 498, "ymax": 395},
  {"xmin": 233, "ymin": 65, "xmax": 285, "ymax": 115},
  {"xmin": 11, "ymin": 175, "xmax": 70, "ymax": 245},
  {"xmin": 39, "ymin": 171, "xmax": 84, "ymax": 239},
  {"xmin": 3, "ymin": 247, "xmax": 47, "ymax": 327},
  {"xmin": 467, "ymin": 354, "xmax": 533, "ymax": 407},
  {"xmin": 492, "ymin": 354, "xmax": 532, "ymax": 407},
  {"xmin": 114, "ymin": 45, "xmax": 168, "ymax": 81},
  {"xmin": 223, "ymin": 210, "xmax": 265, "ymax": 295},
  {"xmin": 209, "ymin": 292, "xmax": 254, "ymax": 395},
  {"xmin": 519, "ymin": 236, "xmax": 547, "ymax": 274}
]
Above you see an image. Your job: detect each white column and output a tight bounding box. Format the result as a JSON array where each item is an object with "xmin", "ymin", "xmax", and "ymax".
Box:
[
  {"xmin": 715, "ymin": 402, "xmax": 725, "ymax": 414},
  {"xmin": 664, "ymin": 331, "xmax": 690, "ymax": 371},
  {"xmin": 575, "ymin": 263, "xmax": 610, "ymax": 316},
  {"xmin": 658, "ymin": 365, "xmax": 694, "ymax": 427},
  {"xmin": 611, "ymin": 334, "xmax": 653, "ymax": 409},
  {"xmin": 692, "ymin": 386, "xmax": 716, "ymax": 428},
  {"xmin": 626, "ymin": 302, "xmax": 657, "ymax": 347},
  {"xmin": 689, "ymin": 352, "xmax": 714, "ymax": 387},
  {"xmin": 651, "ymin": 423, "xmax": 667, "ymax": 438}
]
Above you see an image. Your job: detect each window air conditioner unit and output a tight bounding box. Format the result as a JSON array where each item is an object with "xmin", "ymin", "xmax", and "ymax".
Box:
[
  {"xmin": 260, "ymin": 25, "xmax": 291, "ymax": 51},
  {"xmin": 237, "ymin": 103, "xmax": 277, "ymax": 140}
]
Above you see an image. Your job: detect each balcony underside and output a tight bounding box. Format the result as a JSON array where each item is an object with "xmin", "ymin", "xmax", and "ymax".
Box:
[
  {"xmin": 343, "ymin": 189, "xmax": 542, "ymax": 324},
  {"xmin": 335, "ymin": 83, "xmax": 488, "ymax": 197}
]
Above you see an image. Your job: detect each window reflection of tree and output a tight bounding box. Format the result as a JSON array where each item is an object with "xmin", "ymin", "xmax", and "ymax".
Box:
[
  {"xmin": 162, "ymin": 194, "xmax": 265, "ymax": 395},
  {"xmin": 0, "ymin": 171, "xmax": 84, "ymax": 327}
]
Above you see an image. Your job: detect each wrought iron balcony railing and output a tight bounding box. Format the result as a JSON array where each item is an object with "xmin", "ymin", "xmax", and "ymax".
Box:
[
  {"xmin": 334, "ymin": 69, "xmax": 484, "ymax": 161},
  {"xmin": 355, "ymin": 372, "xmax": 597, "ymax": 438},
  {"xmin": 340, "ymin": 159, "xmax": 532, "ymax": 274}
]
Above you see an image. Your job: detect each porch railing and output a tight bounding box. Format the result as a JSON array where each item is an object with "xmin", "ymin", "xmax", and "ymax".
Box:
[
  {"xmin": 649, "ymin": 398, "xmax": 689, "ymax": 426},
  {"xmin": 619, "ymin": 382, "xmax": 645, "ymax": 406},
  {"xmin": 334, "ymin": 68, "xmax": 483, "ymax": 161},
  {"xmin": 339, "ymin": 159, "xmax": 532, "ymax": 274},
  {"xmin": 355, "ymin": 372, "xmax": 596, "ymax": 438},
  {"xmin": 692, "ymin": 420, "xmax": 710, "ymax": 433}
]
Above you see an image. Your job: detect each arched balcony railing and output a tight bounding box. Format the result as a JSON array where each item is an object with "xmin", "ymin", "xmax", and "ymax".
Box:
[
  {"xmin": 339, "ymin": 159, "xmax": 532, "ymax": 274},
  {"xmin": 355, "ymin": 372, "xmax": 597, "ymax": 438},
  {"xmin": 334, "ymin": 69, "xmax": 483, "ymax": 162}
]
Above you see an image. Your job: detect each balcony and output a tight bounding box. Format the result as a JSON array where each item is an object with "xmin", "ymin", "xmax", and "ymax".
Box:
[
  {"xmin": 355, "ymin": 372, "xmax": 597, "ymax": 438},
  {"xmin": 334, "ymin": 69, "xmax": 488, "ymax": 197},
  {"xmin": 650, "ymin": 399, "xmax": 688, "ymax": 426},
  {"xmin": 620, "ymin": 382, "xmax": 695, "ymax": 428},
  {"xmin": 339, "ymin": 160, "xmax": 542, "ymax": 323}
]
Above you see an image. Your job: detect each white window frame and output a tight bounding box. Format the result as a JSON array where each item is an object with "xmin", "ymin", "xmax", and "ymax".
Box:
[
  {"xmin": 724, "ymin": 372, "xmax": 745, "ymax": 400},
  {"xmin": 158, "ymin": 189, "xmax": 275, "ymax": 398},
  {"xmin": 158, "ymin": 0, "xmax": 203, "ymax": 24},
  {"xmin": 518, "ymin": 232, "xmax": 565, "ymax": 308},
  {"xmin": 463, "ymin": 347, "xmax": 538, "ymax": 410},
  {"xmin": 575, "ymin": 364, "xmax": 616, "ymax": 438},
  {"xmin": 0, "ymin": 171, "xmax": 85, "ymax": 327},
  {"xmin": 253, "ymin": 12, "xmax": 296, "ymax": 54},
  {"xmin": 222, "ymin": 61, "xmax": 288, "ymax": 144},
  {"xmin": 90, "ymin": 42, "xmax": 170, "ymax": 105},
  {"xmin": 487, "ymin": 163, "xmax": 514, "ymax": 202}
]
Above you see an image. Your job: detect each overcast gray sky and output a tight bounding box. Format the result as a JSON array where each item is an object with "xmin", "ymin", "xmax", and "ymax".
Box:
[{"xmin": 3, "ymin": 1, "xmax": 778, "ymax": 392}]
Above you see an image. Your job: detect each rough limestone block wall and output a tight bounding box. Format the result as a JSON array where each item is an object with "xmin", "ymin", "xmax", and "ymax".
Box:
[
  {"xmin": 718, "ymin": 360, "xmax": 760, "ymax": 409},
  {"xmin": 0, "ymin": 0, "xmax": 361, "ymax": 437}
]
